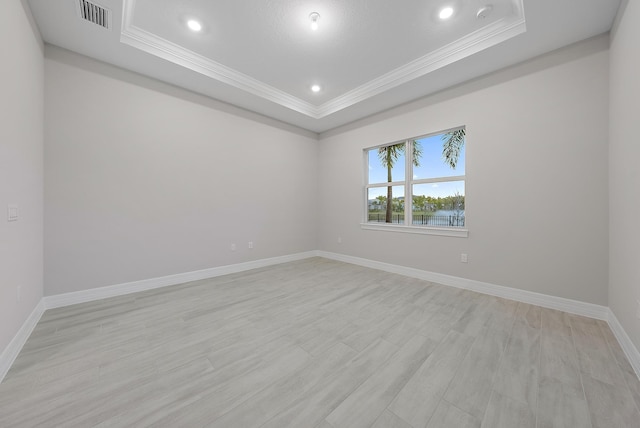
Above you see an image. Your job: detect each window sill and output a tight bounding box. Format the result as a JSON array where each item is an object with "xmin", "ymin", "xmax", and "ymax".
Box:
[{"xmin": 360, "ymin": 223, "xmax": 468, "ymax": 238}]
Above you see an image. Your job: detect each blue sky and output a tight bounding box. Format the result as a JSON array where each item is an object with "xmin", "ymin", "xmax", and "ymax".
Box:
[{"xmin": 367, "ymin": 134, "xmax": 465, "ymax": 199}]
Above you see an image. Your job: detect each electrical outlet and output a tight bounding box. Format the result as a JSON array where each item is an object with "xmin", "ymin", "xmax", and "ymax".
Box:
[
  {"xmin": 7, "ymin": 204, "xmax": 18, "ymax": 222},
  {"xmin": 248, "ymin": 241, "xmax": 253, "ymax": 249},
  {"xmin": 461, "ymin": 253, "xmax": 468, "ymax": 263},
  {"xmin": 231, "ymin": 243, "xmax": 236, "ymax": 251}
]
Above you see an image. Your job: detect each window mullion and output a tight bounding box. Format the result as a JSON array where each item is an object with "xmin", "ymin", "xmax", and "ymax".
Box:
[
  {"xmin": 366, "ymin": 181, "xmax": 405, "ymax": 189},
  {"xmin": 363, "ymin": 148, "xmax": 369, "ymax": 222},
  {"xmin": 405, "ymin": 140, "xmax": 412, "ymax": 226},
  {"xmin": 412, "ymin": 175, "xmax": 466, "ymax": 185}
]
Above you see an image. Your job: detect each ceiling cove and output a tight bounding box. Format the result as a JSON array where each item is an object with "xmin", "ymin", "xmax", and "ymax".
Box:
[{"xmin": 120, "ymin": 0, "xmax": 526, "ymax": 119}]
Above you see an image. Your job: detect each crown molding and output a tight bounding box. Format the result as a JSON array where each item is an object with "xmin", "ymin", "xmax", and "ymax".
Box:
[
  {"xmin": 120, "ymin": 0, "xmax": 526, "ymax": 119},
  {"xmin": 120, "ymin": 0, "xmax": 318, "ymax": 117},
  {"xmin": 316, "ymin": 11, "xmax": 527, "ymax": 117}
]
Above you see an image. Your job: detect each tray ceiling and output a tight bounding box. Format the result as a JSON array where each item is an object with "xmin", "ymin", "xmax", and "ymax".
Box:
[{"xmin": 28, "ymin": 0, "xmax": 621, "ymax": 132}]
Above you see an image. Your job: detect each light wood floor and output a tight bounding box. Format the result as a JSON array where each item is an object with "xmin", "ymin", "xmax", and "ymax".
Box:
[{"xmin": 1, "ymin": 257, "xmax": 639, "ymax": 427}]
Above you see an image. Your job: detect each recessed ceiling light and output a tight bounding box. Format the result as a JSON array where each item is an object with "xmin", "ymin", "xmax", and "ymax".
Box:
[
  {"xmin": 309, "ymin": 12, "xmax": 320, "ymax": 31},
  {"xmin": 187, "ymin": 20, "xmax": 202, "ymax": 32},
  {"xmin": 439, "ymin": 7, "xmax": 454, "ymax": 20},
  {"xmin": 311, "ymin": 84, "xmax": 321, "ymax": 93}
]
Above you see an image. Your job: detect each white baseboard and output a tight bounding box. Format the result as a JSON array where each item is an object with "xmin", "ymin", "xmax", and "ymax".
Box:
[
  {"xmin": 317, "ymin": 251, "xmax": 609, "ymax": 320},
  {"xmin": 44, "ymin": 251, "xmax": 318, "ymax": 309},
  {"xmin": 608, "ymin": 309, "xmax": 640, "ymax": 380},
  {"xmin": 0, "ymin": 300, "xmax": 45, "ymax": 384},
  {"xmin": 4, "ymin": 250, "xmax": 638, "ymax": 384},
  {"xmin": 319, "ymin": 250, "xmax": 640, "ymax": 380}
]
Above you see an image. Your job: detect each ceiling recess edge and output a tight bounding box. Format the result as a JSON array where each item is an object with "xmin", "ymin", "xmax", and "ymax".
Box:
[{"xmin": 120, "ymin": 0, "xmax": 526, "ymax": 119}]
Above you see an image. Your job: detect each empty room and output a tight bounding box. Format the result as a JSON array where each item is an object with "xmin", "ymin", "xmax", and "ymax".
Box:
[{"xmin": 1, "ymin": 0, "xmax": 639, "ymax": 426}]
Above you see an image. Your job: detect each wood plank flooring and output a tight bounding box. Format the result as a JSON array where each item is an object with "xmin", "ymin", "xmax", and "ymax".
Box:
[{"xmin": 1, "ymin": 257, "xmax": 639, "ymax": 427}]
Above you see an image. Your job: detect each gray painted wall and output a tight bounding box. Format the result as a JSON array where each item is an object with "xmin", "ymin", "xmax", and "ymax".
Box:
[
  {"xmin": 318, "ymin": 36, "xmax": 610, "ymax": 306},
  {"xmin": 44, "ymin": 47, "xmax": 318, "ymax": 295},
  {"xmin": 5, "ymin": 0, "xmax": 639, "ymax": 366},
  {"xmin": 610, "ymin": 0, "xmax": 640, "ymax": 354},
  {"xmin": 0, "ymin": 0, "xmax": 44, "ymax": 354}
]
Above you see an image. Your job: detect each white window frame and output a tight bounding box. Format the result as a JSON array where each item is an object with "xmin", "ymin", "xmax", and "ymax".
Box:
[{"xmin": 361, "ymin": 129, "xmax": 468, "ymax": 238}]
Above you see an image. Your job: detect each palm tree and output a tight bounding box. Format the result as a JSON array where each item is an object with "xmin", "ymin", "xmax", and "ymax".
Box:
[
  {"xmin": 375, "ymin": 130, "xmax": 464, "ymax": 224},
  {"xmin": 378, "ymin": 141, "xmax": 422, "ymax": 223},
  {"xmin": 441, "ymin": 128, "xmax": 465, "ymax": 169}
]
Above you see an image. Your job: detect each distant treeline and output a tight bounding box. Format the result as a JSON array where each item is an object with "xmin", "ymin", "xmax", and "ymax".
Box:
[{"xmin": 369, "ymin": 194, "xmax": 465, "ymax": 212}]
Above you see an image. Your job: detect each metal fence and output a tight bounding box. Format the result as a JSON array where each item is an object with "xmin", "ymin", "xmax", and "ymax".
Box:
[
  {"xmin": 368, "ymin": 213, "xmax": 404, "ymax": 224},
  {"xmin": 368, "ymin": 214, "xmax": 465, "ymax": 227}
]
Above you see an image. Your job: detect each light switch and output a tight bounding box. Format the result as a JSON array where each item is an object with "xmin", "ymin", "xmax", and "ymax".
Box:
[{"xmin": 7, "ymin": 204, "xmax": 18, "ymax": 222}]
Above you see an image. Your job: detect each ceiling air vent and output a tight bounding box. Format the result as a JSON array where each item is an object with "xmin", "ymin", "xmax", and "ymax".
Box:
[{"xmin": 76, "ymin": 0, "xmax": 111, "ymax": 30}]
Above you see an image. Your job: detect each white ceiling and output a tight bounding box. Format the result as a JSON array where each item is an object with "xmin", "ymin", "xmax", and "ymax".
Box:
[{"xmin": 27, "ymin": 0, "xmax": 620, "ymax": 133}]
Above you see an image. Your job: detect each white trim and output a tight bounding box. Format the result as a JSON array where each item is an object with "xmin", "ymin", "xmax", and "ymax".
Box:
[
  {"xmin": 0, "ymin": 300, "xmax": 45, "ymax": 383},
  {"xmin": 315, "ymin": 10, "xmax": 527, "ymax": 118},
  {"xmin": 316, "ymin": 251, "xmax": 609, "ymax": 320},
  {"xmin": 607, "ymin": 309, "xmax": 640, "ymax": 380},
  {"xmin": 318, "ymin": 251, "xmax": 640, "ymax": 379},
  {"xmin": 120, "ymin": 8, "xmax": 317, "ymax": 117},
  {"xmin": 411, "ymin": 175, "xmax": 466, "ymax": 186},
  {"xmin": 3, "ymin": 250, "xmax": 639, "ymax": 383},
  {"xmin": 361, "ymin": 223, "xmax": 469, "ymax": 238},
  {"xmin": 120, "ymin": 0, "xmax": 526, "ymax": 119},
  {"xmin": 44, "ymin": 251, "xmax": 317, "ymax": 309},
  {"xmin": 366, "ymin": 180, "xmax": 407, "ymax": 189}
]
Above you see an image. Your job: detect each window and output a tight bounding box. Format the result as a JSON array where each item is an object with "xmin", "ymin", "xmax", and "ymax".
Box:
[{"xmin": 364, "ymin": 128, "xmax": 466, "ymax": 236}]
